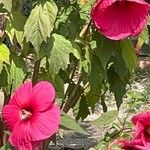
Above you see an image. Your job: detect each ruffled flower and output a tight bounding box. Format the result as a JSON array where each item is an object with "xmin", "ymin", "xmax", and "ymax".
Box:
[
  {"xmin": 108, "ymin": 139, "xmax": 146, "ymax": 150},
  {"xmin": 2, "ymin": 81, "xmax": 60, "ymax": 150},
  {"xmin": 91, "ymin": 0, "xmax": 150, "ymax": 40},
  {"xmin": 132, "ymin": 111, "xmax": 150, "ymax": 149}
]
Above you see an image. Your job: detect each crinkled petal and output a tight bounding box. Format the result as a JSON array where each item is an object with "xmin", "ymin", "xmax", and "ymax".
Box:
[
  {"xmin": 91, "ymin": 0, "xmax": 150, "ymax": 40},
  {"xmin": 132, "ymin": 113, "xmax": 140, "ymax": 125},
  {"xmin": 142, "ymin": 134, "xmax": 150, "ymax": 150},
  {"xmin": 134, "ymin": 145, "xmax": 147, "ymax": 150},
  {"xmin": 9, "ymin": 122, "xmax": 32, "ymax": 150},
  {"xmin": 31, "ymin": 81, "xmax": 55, "ymax": 112},
  {"xmin": 32, "ymin": 141, "xmax": 43, "ymax": 150},
  {"xmin": 29, "ymin": 104, "xmax": 60, "ymax": 141},
  {"xmin": 133, "ymin": 122, "xmax": 145, "ymax": 139},
  {"xmin": 9, "ymin": 81, "xmax": 32, "ymax": 109},
  {"xmin": 2, "ymin": 105, "xmax": 20, "ymax": 131},
  {"xmin": 132, "ymin": 111, "xmax": 150, "ymax": 126},
  {"xmin": 108, "ymin": 138, "xmax": 145, "ymax": 150},
  {"xmin": 128, "ymin": 0, "xmax": 150, "ymax": 7}
]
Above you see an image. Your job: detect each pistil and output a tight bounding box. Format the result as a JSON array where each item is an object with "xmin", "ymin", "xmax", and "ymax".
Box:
[{"xmin": 21, "ymin": 109, "xmax": 32, "ymax": 120}]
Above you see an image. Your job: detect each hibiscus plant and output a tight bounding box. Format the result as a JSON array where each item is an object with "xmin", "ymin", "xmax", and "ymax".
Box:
[{"xmin": 0, "ymin": 0, "xmax": 150, "ymax": 149}]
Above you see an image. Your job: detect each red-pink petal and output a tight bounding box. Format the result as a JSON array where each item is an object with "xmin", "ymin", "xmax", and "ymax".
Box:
[
  {"xmin": 141, "ymin": 134, "xmax": 150, "ymax": 150},
  {"xmin": 31, "ymin": 81, "xmax": 55, "ymax": 112},
  {"xmin": 29, "ymin": 104, "xmax": 60, "ymax": 141},
  {"xmin": 32, "ymin": 140, "xmax": 43, "ymax": 150},
  {"xmin": 9, "ymin": 122, "xmax": 32, "ymax": 150},
  {"xmin": 2, "ymin": 105, "xmax": 20, "ymax": 131},
  {"xmin": 91, "ymin": 0, "xmax": 150, "ymax": 40},
  {"xmin": 9, "ymin": 81, "xmax": 32, "ymax": 108},
  {"xmin": 132, "ymin": 111, "xmax": 150, "ymax": 126}
]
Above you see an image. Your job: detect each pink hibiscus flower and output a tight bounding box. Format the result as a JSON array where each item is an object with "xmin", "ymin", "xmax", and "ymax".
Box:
[
  {"xmin": 108, "ymin": 139, "xmax": 146, "ymax": 150},
  {"xmin": 2, "ymin": 81, "xmax": 60, "ymax": 150},
  {"xmin": 91, "ymin": 0, "xmax": 150, "ymax": 40},
  {"xmin": 132, "ymin": 111, "xmax": 150, "ymax": 150},
  {"xmin": 118, "ymin": 139, "xmax": 147, "ymax": 150}
]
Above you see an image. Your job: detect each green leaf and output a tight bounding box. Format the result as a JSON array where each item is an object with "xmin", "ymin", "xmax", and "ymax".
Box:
[
  {"xmin": 61, "ymin": 112, "xmax": 88, "ymax": 135},
  {"xmin": 42, "ymin": 34, "xmax": 74, "ymax": 77},
  {"xmin": 0, "ymin": 44, "xmax": 10, "ymax": 73},
  {"xmin": 86, "ymin": 91, "xmax": 100, "ymax": 112},
  {"xmin": 95, "ymin": 34, "xmax": 136, "ymax": 74},
  {"xmin": 11, "ymin": 11, "xmax": 27, "ymax": 31},
  {"xmin": 8, "ymin": 55, "xmax": 27, "ymax": 92},
  {"xmin": 91, "ymin": 110, "xmax": 118, "ymax": 127},
  {"xmin": 0, "ymin": 0, "xmax": 12, "ymax": 12},
  {"xmin": 138, "ymin": 26, "xmax": 149, "ymax": 47},
  {"xmin": 77, "ymin": 0, "xmax": 95, "ymax": 21},
  {"xmin": 6, "ymin": 11, "xmax": 27, "ymax": 46},
  {"xmin": 95, "ymin": 34, "xmax": 117, "ymax": 69},
  {"xmin": 24, "ymin": 0, "xmax": 58, "ymax": 51},
  {"xmin": 0, "ymin": 66, "xmax": 8, "ymax": 88},
  {"xmin": 113, "ymin": 45, "xmax": 128, "ymax": 80},
  {"xmin": 141, "ymin": 43, "xmax": 150, "ymax": 55},
  {"xmin": 0, "ymin": 142, "xmax": 11, "ymax": 150},
  {"xmin": 53, "ymin": 74, "xmax": 64, "ymax": 99},
  {"xmin": 108, "ymin": 67, "xmax": 127, "ymax": 108},
  {"xmin": 88, "ymin": 55, "xmax": 105, "ymax": 94},
  {"xmin": 120, "ymin": 39, "xmax": 137, "ymax": 73},
  {"xmin": 76, "ymin": 96, "xmax": 90, "ymax": 120},
  {"xmin": 94, "ymin": 140, "xmax": 107, "ymax": 150}
]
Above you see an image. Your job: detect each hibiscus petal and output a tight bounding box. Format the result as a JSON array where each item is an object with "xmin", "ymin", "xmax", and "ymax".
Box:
[
  {"xmin": 9, "ymin": 122, "xmax": 32, "ymax": 150},
  {"xmin": 134, "ymin": 145, "xmax": 147, "ymax": 150},
  {"xmin": 2, "ymin": 105, "xmax": 20, "ymax": 131},
  {"xmin": 132, "ymin": 111, "xmax": 150, "ymax": 126},
  {"xmin": 9, "ymin": 81, "xmax": 32, "ymax": 109},
  {"xmin": 132, "ymin": 113, "xmax": 140, "ymax": 125},
  {"xmin": 142, "ymin": 134, "xmax": 150, "ymax": 150},
  {"xmin": 134, "ymin": 122, "xmax": 145, "ymax": 139},
  {"xmin": 32, "ymin": 141, "xmax": 43, "ymax": 150},
  {"xmin": 31, "ymin": 81, "xmax": 55, "ymax": 112},
  {"xmin": 91, "ymin": 0, "xmax": 150, "ymax": 40},
  {"xmin": 29, "ymin": 104, "xmax": 60, "ymax": 141},
  {"xmin": 140, "ymin": 112, "xmax": 150, "ymax": 125}
]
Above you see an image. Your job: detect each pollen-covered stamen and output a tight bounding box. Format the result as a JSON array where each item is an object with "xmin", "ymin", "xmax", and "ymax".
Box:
[{"xmin": 21, "ymin": 109, "xmax": 32, "ymax": 120}]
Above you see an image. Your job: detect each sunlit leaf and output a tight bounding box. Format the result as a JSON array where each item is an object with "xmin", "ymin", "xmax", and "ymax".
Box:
[
  {"xmin": 120, "ymin": 39, "xmax": 137, "ymax": 72},
  {"xmin": 0, "ymin": 0, "xmax": 12, "ymax": 12},
  {"xmin": 24, "ymin": 0, "xmax": 58, "ymax": 51},
  {"xmin": 92, "ymin": 110, "xmax": 118, "ymax": 127},
  {"xmin": 41, "ymin": 34, "xmax": 75, "ymax": 77},
  {"xmin": 8, "ymin": 55, "xmax": 27, "ymax": 92},
  {"xmin": 61, "ymin": 112, "xmax": 88, "ymax": 135},
  {"xmin": 0, "ymin": 44, "xmax": 10, "ymax": 73}
]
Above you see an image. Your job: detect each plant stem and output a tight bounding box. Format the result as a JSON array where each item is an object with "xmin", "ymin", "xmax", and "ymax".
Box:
[
  {"xmin": 79, "ymin": 20, "xmax": 91, "ymax": 38},
  {"xmin": 60, "ymin": 62, "xmax": 78, "ymax": 109},
  {"xmin": 0, "ymin": 90, "xmax": 10, "ymax": 147},
  {"xmin": 0, "ymin": 119, "xmax": 3, "ymax": 146},
  {"xmin": 63, "ymin": 76, "xmax": 82, "ymax": 113},
  {"xmin": 101, "ymin": 92, "xmax": 107, "ymax": 112},
  {"xmin": 32, "ymin": 59, "xmax": 41, "ymax": 85}
]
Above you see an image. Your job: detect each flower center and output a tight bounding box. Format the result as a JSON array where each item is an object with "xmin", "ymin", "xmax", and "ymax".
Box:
[
  {"xmin": 21, "ymin": 109, "xmax": 32, "ymax": 120},
  {"xmin": 115, "ymin": 1, "xmax": 129, "ymax": 8},
  {"xmin": 145, "ymin": 126, "xmax": 150, "ymax": 135}
]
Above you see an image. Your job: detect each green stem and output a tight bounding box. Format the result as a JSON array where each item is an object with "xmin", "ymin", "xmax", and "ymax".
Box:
[
  {"xmin": 0, "ymin": 119, "xmax": 3, "ymax": 147},
  {"xmin": 32, "ymin": 59, "xmax": 41, "ymax": 85},
  {"xmin": 60, "ymin": 62, "xmax": 77, "ymax": 109},
  {"xmin": 101, "ymin": 92, "xmax": 107, "ymax": 112},
  {"xmin": 0, "ymin": 90, "xmax": 10, "ymax": 147},
  {"xmin": 63, "ymin": 76, "xmax": 82, "ymax": 113}
]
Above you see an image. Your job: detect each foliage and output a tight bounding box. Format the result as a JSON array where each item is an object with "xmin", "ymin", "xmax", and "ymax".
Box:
[{"xmin": 0, "ymin": 0, "xmax": 149, "ymax": 149}]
